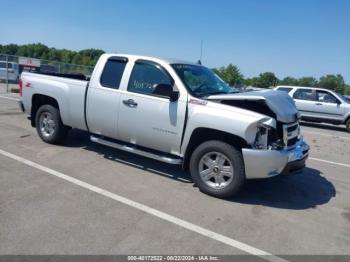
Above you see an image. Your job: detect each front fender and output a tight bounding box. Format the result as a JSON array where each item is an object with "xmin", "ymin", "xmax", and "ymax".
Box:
[{"xmin": 180, "ymin": 101, "xmax": 267, "ymax": 154}]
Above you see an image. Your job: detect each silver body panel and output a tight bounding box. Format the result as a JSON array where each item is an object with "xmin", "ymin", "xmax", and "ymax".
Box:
[
  {"xmin": 20, "ymin": 54, "xmax": 310, "ymax": 179},
  {"xmin": 207, "ymin": 89, "xmax": 299, "ymax": 123},
  {"xmin": 20, "ymin": 72, "xmax": 88, "ymax": 130}
]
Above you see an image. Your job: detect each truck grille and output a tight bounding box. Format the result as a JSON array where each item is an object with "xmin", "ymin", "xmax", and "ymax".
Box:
[{"xmin": 283, "ymin": 122, "xmax": 300, "ymax": 148}]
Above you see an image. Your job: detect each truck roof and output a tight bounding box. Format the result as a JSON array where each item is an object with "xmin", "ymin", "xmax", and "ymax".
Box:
[
  {"xmin": 276, "ymin": 85, "xmax": 338, "ymax": 93},
  {"xmin": 105, "ymin": 53, "xmax": 200, "ymax": 66}
]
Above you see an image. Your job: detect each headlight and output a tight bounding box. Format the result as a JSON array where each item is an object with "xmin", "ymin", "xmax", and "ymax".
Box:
[
  {"xmin": 253, "ymin": 118, "xmax": 278, "ymax": 150},
  {"xmin": 253, "ymin": 119, "xmax": 273, "ymax": 149},
  {"xmin": 254, "ymin": 126, "xmax": 269, "ymax": 149}
]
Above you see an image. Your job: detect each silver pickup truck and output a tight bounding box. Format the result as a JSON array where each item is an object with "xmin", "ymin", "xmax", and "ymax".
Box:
[{"xmin": 19, "ymin": 54, "xmax": 309, "ymax": 198}]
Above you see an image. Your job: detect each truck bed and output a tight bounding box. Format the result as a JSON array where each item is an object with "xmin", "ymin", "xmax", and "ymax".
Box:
[
  {"xmin": 21, "ymin": 72, "xmax": 89, "ymax": 131},
  {"xmin": 37, "ymin": 71, "xmax": 89, "ymax": 81}
]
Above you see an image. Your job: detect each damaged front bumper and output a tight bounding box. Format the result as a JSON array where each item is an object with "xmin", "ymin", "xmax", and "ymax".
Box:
[{"xmin": 242, "ymin": 136, "xmax": 310, "ymax": 179}]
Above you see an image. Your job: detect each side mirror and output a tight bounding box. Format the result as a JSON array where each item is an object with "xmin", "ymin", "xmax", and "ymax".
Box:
[
  {"xmin": 153, "ymin": 84, "xmax": 179, "ymax": 102},
  {"xmin": 169, "ymin": 90, "xmax": 180, "ymax": 102}
]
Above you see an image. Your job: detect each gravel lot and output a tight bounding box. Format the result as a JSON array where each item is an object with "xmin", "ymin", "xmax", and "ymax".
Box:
[{"xmin": 0, "ymin": 94, "xmax": 349, "ymax": 259}]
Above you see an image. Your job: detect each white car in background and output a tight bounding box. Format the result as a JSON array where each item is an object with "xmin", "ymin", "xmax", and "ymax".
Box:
[
  {"xmin": 275, "ymin": 86, "xmax": 350, "ymax": 132},
  {"xmin": 0, "ymin": 61, "xmax": 19, "ymax": 82}
]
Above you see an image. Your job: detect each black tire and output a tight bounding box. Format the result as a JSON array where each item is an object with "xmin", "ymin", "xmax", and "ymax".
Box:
[
  {"xmin": 35, "ymin": 105, "xmax": 68, "ymax": 144},
  {"xmin": 346, "ymin": 119, "xmax": 350, "ymax": 133},
  {"xmin": 189, "ymin": 140, "xmax": 245, "ymax": 198}
]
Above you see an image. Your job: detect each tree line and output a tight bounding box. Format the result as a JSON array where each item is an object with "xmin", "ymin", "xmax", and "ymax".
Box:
[
  {"xmin": 213, "ymin": 64, "xmax": 350, "ymax": 95},
  {"xmin": 0, "ymin": 43, "xmax": 104, "ymax": 66},
  {"xmin": 1, "ymin": 43, "xmax": 349, "ymax": 95}
]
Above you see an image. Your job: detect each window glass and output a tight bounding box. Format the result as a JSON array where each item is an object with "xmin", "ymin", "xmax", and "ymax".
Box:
[
  {"xmin": 0, "ymin": 62, "xmax": 12, "ymax": 69},
  {"xmin": 293, "ymin": 89, "xmax": 315, "ymax": 101},
  {"xmin": 100, "ymin": 59, "xmax": 127, "ymax": 89},
  {"xmin": 316, "ymin": 91, "xmax": 338, "ymax": 104},
  {"xmin": 277, "ymin": 87, "xmax": 293, "ymax": 93},
  {"xmin": 172, "ymin": 64, "xmax": 237, "ymax": 97},
  {"xmin": 128, "ymin": 62, "xmax": 172, "ymax": 95}
]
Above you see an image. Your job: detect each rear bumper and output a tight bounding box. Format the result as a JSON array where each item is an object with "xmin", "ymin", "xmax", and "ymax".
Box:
[{"xmin": 242, "ymin": 136, "xmax": 309, "ymax": 179}]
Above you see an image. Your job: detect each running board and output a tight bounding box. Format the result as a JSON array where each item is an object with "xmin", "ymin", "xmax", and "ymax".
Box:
[{"xmin": 90, "ymin": 135, "xmax": 183, "ymax": 165}]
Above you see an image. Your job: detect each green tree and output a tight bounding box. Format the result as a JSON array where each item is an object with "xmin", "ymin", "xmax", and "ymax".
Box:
[
  {"xmin": 0, "ymin": 44, "xmax": 19, "ymax": 55},
  {"xmin": 298, "ymin": 77, "xmax": 318, "ymax": 87},
  {"xmin": 344, "ymin": 85, "xmax": 350, "ymax": 95},
  {"xmin": 256, "ymin": 72, "xmax": 278, "ymax": 88},
  {"xmin": 0, "ymin": 43, "xmax": 105, "ymax": 66},
  {"xmin": 318, "ymin": 74, "xmax": 346, "ymax": 93},
  {"xmin": 279, "ymin": 76, "xmax": 299, "ymax": 86},
  {"xmin": 244, "ymin": 77, "xmax": 260, "ymax": 87},
  {"xmin": 244, "ymin": 78, "xmax": 252, "ymax": 86},
  {"xmin": 213, "ymin": 64, "xmax": 244, "ymax": 87}
]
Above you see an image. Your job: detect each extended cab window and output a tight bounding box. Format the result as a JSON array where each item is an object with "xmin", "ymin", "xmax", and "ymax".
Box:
[
  {"xmin": 316, "ymin": 90, "xmax": 339, "ymax": 104},
  {"xmin": 128, "ymin": 61, "xmax": 172, "ymax": 96},
  {"xmin": 100, "ymin": 59, "xmax": 127, "ymax": 89},
  {"xmin": 293, "ymin": 89, "xmax": 315, "ymax": 101}
]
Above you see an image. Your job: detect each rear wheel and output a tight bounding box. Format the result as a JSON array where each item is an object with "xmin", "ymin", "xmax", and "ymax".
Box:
[
  {"xmin": 189, "ymin": 140, "xmax": 245, "ymax": 198},
  {"xmin": 346, "ymin": 119, "xmax": 350, "ymax": 133},
  {"xmin": 35, "ymin": 105, "xmax": 68, "ymax": 144}
]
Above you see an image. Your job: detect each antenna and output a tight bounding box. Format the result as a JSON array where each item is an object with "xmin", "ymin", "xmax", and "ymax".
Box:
[{"xmin": 198, "ymin": 40, "xmax": 203, "ymax": 65}]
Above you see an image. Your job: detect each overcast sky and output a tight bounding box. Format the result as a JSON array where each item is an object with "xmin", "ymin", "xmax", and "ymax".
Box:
[{"xmin": 1, "ymin": 0, "xmax": 349, "ymax": 82}]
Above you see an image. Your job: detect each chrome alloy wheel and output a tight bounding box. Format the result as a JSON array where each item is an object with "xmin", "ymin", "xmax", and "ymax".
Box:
[
  {"xmin": 198, "ymin": 152, "xmax": 234, "ymax": 189},
  {"xmin": 39, "ymin": 111, "xmax": 56, "ymax": 138}
]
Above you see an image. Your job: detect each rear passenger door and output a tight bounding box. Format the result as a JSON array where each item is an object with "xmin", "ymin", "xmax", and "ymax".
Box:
[{"xmin": 86, "ymin": 57, "xmax": 127, "ymax": 139}]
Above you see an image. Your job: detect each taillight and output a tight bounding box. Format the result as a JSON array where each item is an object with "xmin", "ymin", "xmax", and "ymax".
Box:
[{"xmin": 19, "ymin": 79, "xmax": 23, "ymax": 96}]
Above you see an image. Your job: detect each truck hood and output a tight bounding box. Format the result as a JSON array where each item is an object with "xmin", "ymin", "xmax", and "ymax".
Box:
[{"xmin": 206, "ymin": 90, "xmax": 299, "ymax": 123}]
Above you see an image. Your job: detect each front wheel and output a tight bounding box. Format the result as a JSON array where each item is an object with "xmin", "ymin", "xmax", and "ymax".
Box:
[
  {"xmin": 189, "ymin": 140, "xmax": 245, "ymax": 198},
  {"xmin": 35, "ymin": 105, "xmax": 68, "ymax": 144}
]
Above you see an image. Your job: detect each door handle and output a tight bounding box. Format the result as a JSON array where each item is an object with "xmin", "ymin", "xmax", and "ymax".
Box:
[
  {"xmin": 315, "ymin": 102, "xmax": 323, "ymax": 105},
  {"xmin": 123, "ymin": 99, "xmax": 138, "ymax": 107}
]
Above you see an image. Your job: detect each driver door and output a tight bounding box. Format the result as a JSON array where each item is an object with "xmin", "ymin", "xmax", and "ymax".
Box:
[{"xmin": 117, "ymin": 60, "xmax": 187, "ymax": 155}]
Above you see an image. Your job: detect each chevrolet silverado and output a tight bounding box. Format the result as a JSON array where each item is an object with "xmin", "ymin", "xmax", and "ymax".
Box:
[{"xmin": 19, "ymin": 54, "xmax": 310, "ymax": 198}]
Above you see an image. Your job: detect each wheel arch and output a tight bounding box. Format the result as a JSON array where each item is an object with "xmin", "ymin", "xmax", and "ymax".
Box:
[
  {"xmin": 344, "ymin": 114, "xmax": 350, "ymax": 124},
  {"xmin": 182, "ymin": 127, "xmax": 248, "ymax": 170},
  {"xmin": 31, "ymin": 94, "xmax": 60, "ymax": 127}
]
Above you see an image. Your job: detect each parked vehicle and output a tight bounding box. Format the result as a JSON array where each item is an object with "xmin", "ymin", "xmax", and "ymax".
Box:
[
  {"xmin": 275, "ymin": 86, "xmax": 350, "ymax": 132},
  {"xmin": 19, "ymin": 54, "xmax": 309, "ymax": 198},
  {"xmin": 0, "ymin": 61, "xmax": 19, "ymax": 82}
]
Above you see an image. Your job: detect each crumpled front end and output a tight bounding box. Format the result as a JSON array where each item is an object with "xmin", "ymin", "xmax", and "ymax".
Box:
[
  {"xmin": 243, "ymin": 134, "xmax": 309, "ymax": 179},
  {"xmin": 206, "ymin": 90, "xmax": 310, "ymax": 178}
]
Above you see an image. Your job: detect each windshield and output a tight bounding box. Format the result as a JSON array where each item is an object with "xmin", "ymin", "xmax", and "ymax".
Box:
[
  {"xmin": 171, "ymin": 64, "xmax": 237, "ymax": 97},
  {"xmin": 335, "ymin": 92, "xmax": 350, "ymax": 103}
]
